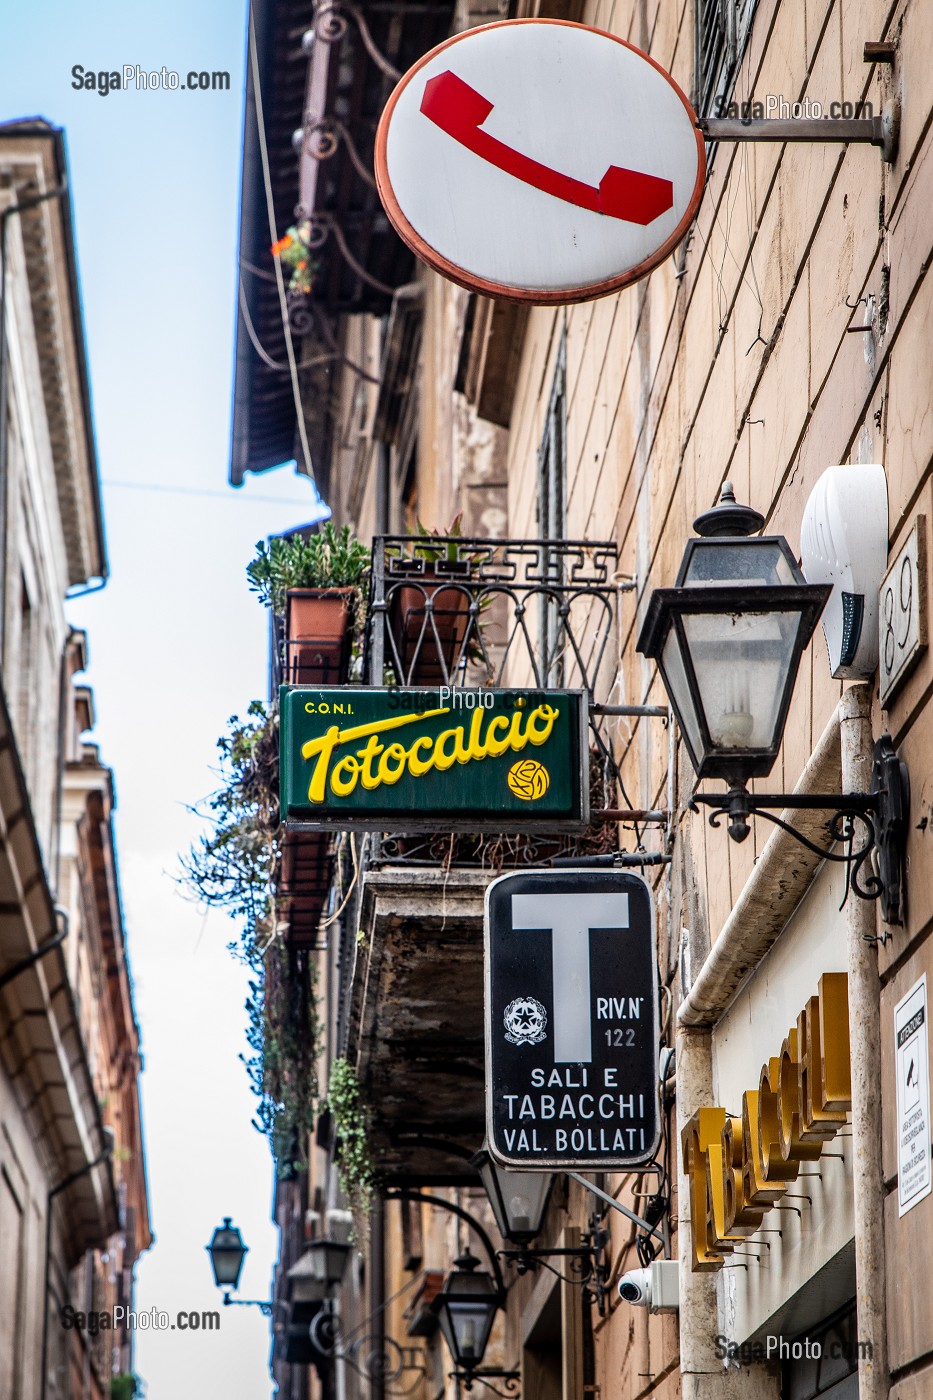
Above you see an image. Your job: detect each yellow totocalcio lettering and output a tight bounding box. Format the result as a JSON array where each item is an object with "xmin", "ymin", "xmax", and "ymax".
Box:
[{"xmin": 299, "ymin": 703, "xmax": 561, "ymax": 803}]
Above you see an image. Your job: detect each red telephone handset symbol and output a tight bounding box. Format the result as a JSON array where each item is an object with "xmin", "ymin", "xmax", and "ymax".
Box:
[{"xmin": 420, "ymin": 70, "xmax": 674, "ymax": 226}]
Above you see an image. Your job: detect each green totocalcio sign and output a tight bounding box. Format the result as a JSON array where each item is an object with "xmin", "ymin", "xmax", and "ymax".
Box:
[{"xmin": 279, "ymin": 687, "xmax": 589, "ymax": 830}]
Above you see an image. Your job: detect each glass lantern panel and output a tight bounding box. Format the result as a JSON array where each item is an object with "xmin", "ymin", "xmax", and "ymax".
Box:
[
  {"xmin": 321, "ymin": 1241, "xmax": 351, "ymax": 1286},
  {"xmin": 502, "ymin": 1171, "xmax": 552, "ymax": 1238},
  {"xmin": 444, "ymin": 1301, "xmax": 496, "ymax": 1365},
  {"xmin": 681, "ymin": 610, "xmax": 800, "ymax": 751},
  {"xmin": 210, "ymin": 1250, "xmax": 244, "ymax": 1287},
  {"xmin": 681, "ymin": 539, "xmax": 800, "ymax": 588},
  {"xmin": 661, "ymin": 628, "xmax": 704, "ymax": 767}
]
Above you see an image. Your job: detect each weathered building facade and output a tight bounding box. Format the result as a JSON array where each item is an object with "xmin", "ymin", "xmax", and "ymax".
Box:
[
  {"xmin": 0, "ymin": 122, "xmax": 150, "ymax": 1400},
  {"xmin": 231, "ymin": 0, "xmax": 933, "ymax": 1398}
]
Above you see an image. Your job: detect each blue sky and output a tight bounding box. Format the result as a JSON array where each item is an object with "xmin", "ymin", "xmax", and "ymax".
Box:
[{"xmin": 0, "ymin": 3, "xmax": 325, "ymax": 1393}]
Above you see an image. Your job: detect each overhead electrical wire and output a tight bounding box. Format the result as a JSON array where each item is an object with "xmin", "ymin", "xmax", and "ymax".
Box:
[{"xmin": 102, "ymin": 478, "xmax": 325, "ymax": 507}]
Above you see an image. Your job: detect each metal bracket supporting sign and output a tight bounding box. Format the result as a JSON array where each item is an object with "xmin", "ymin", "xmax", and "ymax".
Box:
[{"xmin": 697, "ymin": 99, "xmax": 900, "ymax": 164}]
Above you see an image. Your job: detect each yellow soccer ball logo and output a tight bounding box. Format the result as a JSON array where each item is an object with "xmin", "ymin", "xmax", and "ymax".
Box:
[{"xmin": 507, "ymin": 759, "xmax": 550, "ymax": 801}]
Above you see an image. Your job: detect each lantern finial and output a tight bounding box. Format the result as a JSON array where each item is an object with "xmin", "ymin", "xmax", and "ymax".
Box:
[{"xmin": 693, "ymin": 481, "xmax": 765, "ymax": 537}]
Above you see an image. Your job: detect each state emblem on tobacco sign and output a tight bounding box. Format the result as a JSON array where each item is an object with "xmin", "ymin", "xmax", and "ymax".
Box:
[{"xmin": 503, "ymin": 996, "xmax": 548, "ymax": 1046}]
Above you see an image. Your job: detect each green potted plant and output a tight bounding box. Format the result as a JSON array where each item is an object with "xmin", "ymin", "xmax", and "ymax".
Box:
[
  {"xmin": 248, "ymin": 523, "xmax": 370, "ymax": 685},
  {"xmin": 386, "ymin": 514, "xmax": 484, "ymax": 684}
]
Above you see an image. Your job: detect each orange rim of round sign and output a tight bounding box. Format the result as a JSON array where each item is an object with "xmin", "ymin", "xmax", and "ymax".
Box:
[{"xmin": 375, "ymin": 18, "xmax": 707, "ymax": 306}]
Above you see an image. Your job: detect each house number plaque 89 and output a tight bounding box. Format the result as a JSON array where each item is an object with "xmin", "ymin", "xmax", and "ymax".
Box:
[{"xmin": 880, "ymin": 517, "xmax": 927, "ymax": 707}]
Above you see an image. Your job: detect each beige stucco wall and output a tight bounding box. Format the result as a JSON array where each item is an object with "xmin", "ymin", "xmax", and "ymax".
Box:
[
  {"xmin": 500, "ymin": 0, "xmax": 928, "ymax": 1395},
  {"xmin": 317, "ymin": 0, "xmax": 933, "ymax": 1392}
]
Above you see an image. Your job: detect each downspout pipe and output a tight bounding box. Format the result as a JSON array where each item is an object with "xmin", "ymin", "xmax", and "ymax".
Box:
[
  {"xmin": 0, "ymin": 182, "xmax": 68, "ymax": 655},
  {"xmin": 370, "ymin": 1195, "xmax": 385, "ymax": 1400},
  {"xmin": 40, "ymin": 1128, "xmax": 114, "ymax": 1400},
  {"xmin": 0, "ymin": 906, "xmax": 69, "ymax": 993},
  {"xmin": 675, "ymin": 1025, "xmax": 717, "ymax": 1398},
  {"xmin": 376, "ymin": 440, "xmax": 390, "ymax": 537},
  {"xmin": 839, "ymin": 684, "xmax": 889, "ymax": 1399}
]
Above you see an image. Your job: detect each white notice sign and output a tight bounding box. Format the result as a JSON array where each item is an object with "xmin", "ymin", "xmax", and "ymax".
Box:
[{"xmin": 895, "ymin": 974, "xmax": 932, "ymax": 1216}]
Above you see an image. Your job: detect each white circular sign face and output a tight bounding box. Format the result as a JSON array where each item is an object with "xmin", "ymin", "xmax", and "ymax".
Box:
[{"xmin": 376, "ymin": 19, "xmax": 705, "ymax": 304}]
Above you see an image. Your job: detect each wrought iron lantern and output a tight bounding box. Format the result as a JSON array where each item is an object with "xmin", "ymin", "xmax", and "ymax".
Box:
[
  {"xmin": 637, "ymin": 483, "xmax": 910, "ymax": 924},
  {"xmin": 433, "ymin": 1250, "xmax": 514, "ymax": 1390},
  {"xmin": 302, "ymin": 1235, "xmax": 352, "ymax": 1288},
  {"xmin": 470, "ymin": 1149, "xmax": 553, "ymax": 1246},
  {"xmin": 287, "ymin": 1251, "xmax": 331, "ymax": 1305},
  {"xmin": 206, "ymin": 1218, "xmax": 279, "ymax": 1315},
  {"xmin": 636, "ymin": 482, "xmax": 831, "ymax": 783},
  {"xmin": 206, "ymin": 1217, "xmax": 248, "ymax": 1291}
]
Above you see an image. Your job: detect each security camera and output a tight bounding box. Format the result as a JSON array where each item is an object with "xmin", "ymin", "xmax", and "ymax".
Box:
[
  {"xmin": 618, "ymin": 1261, "xmax": 679, "ymax": 1312},
  {"xmin": 618, "ymin": 1268, "xmax": 651, "ymax": 1306}
]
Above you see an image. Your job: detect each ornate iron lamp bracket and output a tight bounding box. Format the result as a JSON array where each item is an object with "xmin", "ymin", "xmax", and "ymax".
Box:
[
  {"xmin": 221, "ymin": 1293, "xmax": 279, "ymax": 1317},
  {"xmin": 450, "ymin": 1366, "xmax": 522, "ymax": 1397},
  {"xmin": 689, "ymin": 734, "xmax": 909, "ymax": 924},
  {"xmin": 498, "ymin": 1216, "xmax": 611, "ymax": 1315},
  {"xmin": 308, "ymin": 1301, "xmax": 427, "ymax": 1393}
]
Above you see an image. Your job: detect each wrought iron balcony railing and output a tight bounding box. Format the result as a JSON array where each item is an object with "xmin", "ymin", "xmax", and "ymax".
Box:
[
  {"xmin": 361, "ymin": 535, "xmax": 644, "ymax": 866},
  {"xmin": 364, "ymin": 534, "xmax": 624, "ymax": 693}
]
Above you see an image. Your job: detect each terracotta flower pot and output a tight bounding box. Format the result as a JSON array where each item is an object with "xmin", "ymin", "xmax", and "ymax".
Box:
[
  {"xmin": 387, "ymin": 570, "xmax": 472, "ymax": 684},
  {"xmin": 284, "ymin": 588, "xmax": 355, "ymax": 686}
]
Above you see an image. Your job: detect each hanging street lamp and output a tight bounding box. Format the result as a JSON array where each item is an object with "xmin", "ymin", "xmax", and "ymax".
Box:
[
  {"xmin": 636, "ymin": 482, "xmax": 831, "ymax": 787},
  {"xmin": 206, "ymin": 1217, "xmax": 248, "ymax": 1293},
  {"xmin": 205, "ymin": 1218, "xmax": 277, "ymax": 1316},
  {"xmin": 637, "ymin": 483, "xmax": 910, "ymax": 924},
  {"xmin": 470, "ymin": 1149, "xmax": 554, "ymax": 1247},
  {"xmin": 432, "ymin": 1250, "xmax": 519, "ymax": 1392},
  {"xmin": 470, "ymin": 1149, "xmax": 611, "ymax": 1308},
  {"xmin": 302, "ymin": 1236, "xmax": 352, "ymax": 1289}
]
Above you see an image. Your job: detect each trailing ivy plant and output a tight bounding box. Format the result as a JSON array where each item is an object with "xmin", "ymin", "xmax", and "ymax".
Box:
[
  {"xmin": 327, "ymin": 1057, "xmax": 376, "ymax": 1233},
  {"xmin": 181, "ymin": 702, "xmax": 321, "ymax": 1174},
  {"xmin": 246, "ymin": 938, "xmax": 321, "ymax": 1175},
  {"xmin": 180, "ymin": 702, "xmax": 279, "ymax": 947}
]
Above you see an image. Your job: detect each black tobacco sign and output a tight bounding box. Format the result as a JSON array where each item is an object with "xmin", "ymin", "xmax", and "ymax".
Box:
[{"xmin": 485, "ymin": 870, "xmax": 660, "ymax": 1169}]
